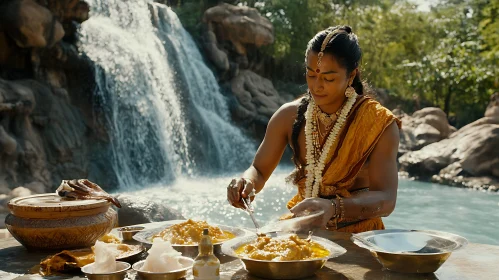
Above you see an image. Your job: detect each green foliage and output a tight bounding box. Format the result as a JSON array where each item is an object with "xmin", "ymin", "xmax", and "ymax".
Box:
[
  {"xmin": 171, "ymin": 0, "xmax": 498, "ymax": 126},
  {"xmin": 252, "ymin": 0, "xmax": 498, "ymax": 126}
]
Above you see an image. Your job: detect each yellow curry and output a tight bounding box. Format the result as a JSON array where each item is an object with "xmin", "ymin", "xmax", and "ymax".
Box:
[
  {"xmin": 235, "ymin": 234, "xmax": 329, "ymax": 261},
  {"xmin": 152, "ymin": 219, "xmax": 235, "ymax": 245}
]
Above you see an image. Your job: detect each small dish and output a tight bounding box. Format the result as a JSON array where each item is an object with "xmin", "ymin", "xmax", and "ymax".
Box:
[
  {"xmin": 118, "ymin": 226, "xmax": 145, "ymax": 241},
  {"xmin": 132, "ymin": 257, "xmax": 194, "ymax": 280},
  {"xmin": 81, "ymin": 261, "xmax": 131, "ymax": 280}
]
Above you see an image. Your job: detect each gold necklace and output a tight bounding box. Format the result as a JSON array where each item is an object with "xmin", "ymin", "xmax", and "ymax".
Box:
[{"xmin": 315, "ymin": 106, "xmax": 340, "ymax": 131}]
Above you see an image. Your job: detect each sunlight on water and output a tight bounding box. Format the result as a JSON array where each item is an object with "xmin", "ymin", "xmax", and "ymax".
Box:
[{"xmin": 123, "ymin": 168, "xmax": 499, "ymax": 246}]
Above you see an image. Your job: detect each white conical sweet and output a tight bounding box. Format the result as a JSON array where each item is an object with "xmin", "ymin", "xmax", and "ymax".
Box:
[{"xmin": 142, "ymin": 238, "xmax": 183, "ymax": 273}]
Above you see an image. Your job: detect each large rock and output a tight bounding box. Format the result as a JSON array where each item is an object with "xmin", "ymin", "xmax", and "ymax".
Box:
[
  {"xmin": 38, "ymin": 0, "xmax": 90, "ymax": 24},
  {"xmin": 399, "ymin": 98, "xmax": 499, "ymax": 190},
  {"xmin": 230, "ymin": 70, "xmax": 281, "ymax": 124},
  {"xmin": 431, "ymin": 162, "xmax": 499, "ymax": 192},
  {"xmin": 398, "ymin": 107, "xmax": 456, "ymax": 154},
  {"xmin": 0, "ymin": 78, "xmax": 118, "ymax": 194},
  {"xmin": 0, "ymin": 0, "xmax": 118, "ymax": 194},
  {"xmin": 115, "ymin": 194, "xmax": 184, "ymax": 227},
  {"xmin": 0, "ymin": 0, "xmax": 65, "ymax": 48},
  {"xmin": 203, "ymin": 3, "xmax": 274, "ymax": 56}
]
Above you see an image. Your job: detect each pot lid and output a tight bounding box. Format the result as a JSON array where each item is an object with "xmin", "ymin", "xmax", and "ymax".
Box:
[{"xmin": 8, "ymin": 193, "xmax": 110, "ymax": 213}]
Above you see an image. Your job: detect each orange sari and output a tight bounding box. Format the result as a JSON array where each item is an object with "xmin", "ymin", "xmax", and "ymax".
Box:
[{"xmin": 287, "ymin": 96, "xmax": 401, "ymax": 233}]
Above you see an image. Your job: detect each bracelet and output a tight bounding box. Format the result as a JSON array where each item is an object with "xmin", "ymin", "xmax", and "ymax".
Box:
[
  {"xmin": 330, "ymin": 198, "xmax": 339, "ymax": 229},
  {"xmin": 330, "ymin": 199, "xmax": 339, "ymax": 218},
  {"xmin": 337, "ymin": 196, "xmax": 345, "ymax": 221}
]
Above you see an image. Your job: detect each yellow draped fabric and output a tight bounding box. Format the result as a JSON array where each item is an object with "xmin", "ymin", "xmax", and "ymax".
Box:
[{"xmin": 287, "ymin": 96, "xmax": 401, "ymax": 233}]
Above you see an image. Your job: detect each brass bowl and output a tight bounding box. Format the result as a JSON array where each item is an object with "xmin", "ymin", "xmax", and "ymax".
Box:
[
  {"xmin": 352, "ymin": 229, "xmax": 468, "ymax": 273},
  {"xmin": 118, "ymin": 226, "xmax": 145, "ymax": 241},
  {"xmin": 81, "ymin": 261, "xmax": 131, "ymax": 280},
  {"xmin": 132, "ymin": 257, "xmax": 194, "ymax": 280},
  {"xmin": 5, "ymin": 194, "xmax": 117, "ymax": 251},
  {"xmin": 133, "ymin": 223, "xmax": 246, "ymax": 258},
  {"xmin": 221, "ymin": 232, "xmax": 347, "ymax": 279}
]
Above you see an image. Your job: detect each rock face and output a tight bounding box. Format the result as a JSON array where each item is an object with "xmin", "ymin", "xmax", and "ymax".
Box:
[
  {"xmin": 202, "ymin": 3, "xmax": 288, "ymax": 138},
  {"xmin": 115, "ymin": 194, "xmax": 184, "ymax": 226},
  {"xmin": 398, "ymin": 107, "xmax": 456, "ymax": 154},
  {"xmin": 203, "ymin": 3, "xmax": 273, "ymax": 62},
  {"xmin": 399, "ymin": 95, "xmax": 499, "ymax": 191},
  {"xmin": 0, "ymin": 0, "xmax": 117, "ymax": 198},
  {"xmin": 230, "ymin": 70, "xmax": 283, "ymax": 125}
]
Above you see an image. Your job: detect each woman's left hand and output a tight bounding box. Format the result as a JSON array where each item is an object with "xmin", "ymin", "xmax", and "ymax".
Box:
[{"xmin": 290, "ymin": 198, "xmax": 336, "ymax": 229}]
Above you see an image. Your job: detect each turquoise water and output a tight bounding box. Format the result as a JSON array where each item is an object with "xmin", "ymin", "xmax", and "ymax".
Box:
[{"xmin": 125, "ymin": 168, "xmax": 499, "ymax": 245}]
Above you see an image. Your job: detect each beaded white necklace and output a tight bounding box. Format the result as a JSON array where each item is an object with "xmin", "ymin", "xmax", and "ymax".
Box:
[{"xmin": 304, "ymin": 89, "xmax": 358, "ymax": 198}]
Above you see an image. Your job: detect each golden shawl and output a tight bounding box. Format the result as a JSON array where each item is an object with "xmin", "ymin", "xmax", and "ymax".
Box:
[{"xmin": 287, "ymin": 96, "xmax": 401, "ymax": 233}]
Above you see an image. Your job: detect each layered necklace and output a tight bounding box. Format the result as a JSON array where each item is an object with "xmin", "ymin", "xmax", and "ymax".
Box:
[{"xmin": 304, "ymin": 89, "xmax": 358, "ymax": 198}]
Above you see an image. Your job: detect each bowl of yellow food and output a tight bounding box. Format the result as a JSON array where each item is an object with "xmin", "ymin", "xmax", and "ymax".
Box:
[
  {"xmin": 221, "ymin": 232, "xmax": 346, "ymax": 279},
  {"xmin": 133, "ymin": 219, "xmax": 246, "ymax": 257}
]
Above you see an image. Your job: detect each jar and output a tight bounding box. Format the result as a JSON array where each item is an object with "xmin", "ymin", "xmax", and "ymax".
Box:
[{"xmin": 5, "ymin": 193, "xmax": 117, "ymax": 251}]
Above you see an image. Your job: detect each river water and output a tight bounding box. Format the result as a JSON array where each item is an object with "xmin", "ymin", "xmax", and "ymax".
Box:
[{"xmin": 123, "ymin": 168, "xmax": 499, "ymax": 246}]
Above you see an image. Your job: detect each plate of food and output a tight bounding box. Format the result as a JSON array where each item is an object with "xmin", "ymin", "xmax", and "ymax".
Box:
[
  {"xmin": 133, "ymin": 219, "xmax": 247, "ymax": 256},
  {"xmin": 221, "ymin": 232, "xmax": 346, "ymax": 279},
  {"xmin": 39, "ymin": 234, "xmax": 144, "ymax": 276}
]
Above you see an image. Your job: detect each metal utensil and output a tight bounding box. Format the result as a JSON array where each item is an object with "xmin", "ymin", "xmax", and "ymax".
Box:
[
  {"xmin": 241, "ymin": 191, "xmax": 261, "ymax": 235},
  {"xmin": 305, "ymin": 230, "xmax": 313, "ymax": 242},
  {"xmin": 118, "ymin": 226, "xmax": 145, "ymax": 241},
  {"xmin": 351, "ymin": 229, "xmax": 468, "ymax": 273}
]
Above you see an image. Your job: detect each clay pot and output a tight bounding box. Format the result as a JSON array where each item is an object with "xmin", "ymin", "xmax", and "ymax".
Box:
[{"xmin": 5, "ymin": 194, "xmax": 117, "ymax": 251}]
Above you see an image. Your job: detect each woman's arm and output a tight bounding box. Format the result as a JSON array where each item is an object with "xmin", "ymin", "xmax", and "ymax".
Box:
[
  {"xmin": 227, "ymin": 101, "xmax": 297, "ymax": 208},
  {"xmin": 337, "ymin": 121, "xmax": 400, "ymax": 220}
]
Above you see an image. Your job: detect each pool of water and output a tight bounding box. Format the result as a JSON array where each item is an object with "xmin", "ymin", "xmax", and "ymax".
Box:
[{"xmin": 123, "ymin": 168, "xmax": 499, "ymax": 245}]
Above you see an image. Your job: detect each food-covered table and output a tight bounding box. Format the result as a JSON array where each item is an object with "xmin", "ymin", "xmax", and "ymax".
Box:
[{"xmin": 1, "ymin": 221, "xmax": 498, "ymax": 280}]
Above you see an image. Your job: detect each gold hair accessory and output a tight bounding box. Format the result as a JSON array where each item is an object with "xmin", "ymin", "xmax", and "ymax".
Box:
[{"xmin": 317, "ymin": 30, "xmax": 340, "ymax": 67}]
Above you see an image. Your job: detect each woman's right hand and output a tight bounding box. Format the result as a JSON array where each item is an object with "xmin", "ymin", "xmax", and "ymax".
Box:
[{"xmin": 226, "ymin": 178, "xmax": 255, "ymax": 209}]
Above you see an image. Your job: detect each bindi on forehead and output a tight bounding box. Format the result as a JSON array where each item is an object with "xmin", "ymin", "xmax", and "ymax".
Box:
[{"xmin": 307, "ymin": 66, "xmax": 337, "ymax": 75}]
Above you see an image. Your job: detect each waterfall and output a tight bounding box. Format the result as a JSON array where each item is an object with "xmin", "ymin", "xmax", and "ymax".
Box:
[{"xmin": 79, "ymin": 0, "xmax": 255, "ymax": 189}]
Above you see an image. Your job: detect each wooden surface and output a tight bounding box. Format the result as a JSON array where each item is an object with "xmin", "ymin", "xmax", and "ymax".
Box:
[{"xmin": 1, "ymin": 225, "xmax": 498, "ymax": 280}]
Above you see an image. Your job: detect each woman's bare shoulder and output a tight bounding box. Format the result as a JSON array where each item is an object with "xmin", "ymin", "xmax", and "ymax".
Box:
[{"xmin": 270, "ymin": 98, "xmax": 304, "ymax": 123}]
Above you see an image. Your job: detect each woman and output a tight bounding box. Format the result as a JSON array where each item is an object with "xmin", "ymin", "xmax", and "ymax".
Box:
[{"xmin": 226, "ymin": 25, "xmax": 401, "ymax": 233}]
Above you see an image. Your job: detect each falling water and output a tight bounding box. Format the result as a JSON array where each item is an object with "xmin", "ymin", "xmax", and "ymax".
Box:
[{"xmin": 79, "ymin": 0, "xmax": 255, "ymax": 188}]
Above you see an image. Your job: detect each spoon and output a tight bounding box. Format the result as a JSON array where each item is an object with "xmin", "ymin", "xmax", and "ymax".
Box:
[
  {"xmin": 241, "ymin": 190, "xmax": 261, "ymax": 237},
  {"xmin": 305, "ymin": 230, "xmax": 314, "ymax": 242}
]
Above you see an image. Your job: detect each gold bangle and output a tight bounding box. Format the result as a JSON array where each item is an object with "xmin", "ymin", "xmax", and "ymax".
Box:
[
  {"xmin": 337, "ymin": 196, "xmax": 345, "ymax": 221},
  {"xmin": 330, "ymin": 198, "xmax": 339, "ymax": 230}
]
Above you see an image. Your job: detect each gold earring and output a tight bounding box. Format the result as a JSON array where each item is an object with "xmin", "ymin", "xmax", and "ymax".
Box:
[{"xmin": 345, "ymin": 86, "xmax": 357, "ymax": 98}]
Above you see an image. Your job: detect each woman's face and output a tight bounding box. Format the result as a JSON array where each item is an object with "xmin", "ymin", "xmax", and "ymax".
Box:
[{"xmin": 306, "ymin": 51, "xmax": 355, "ymax": 107}]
